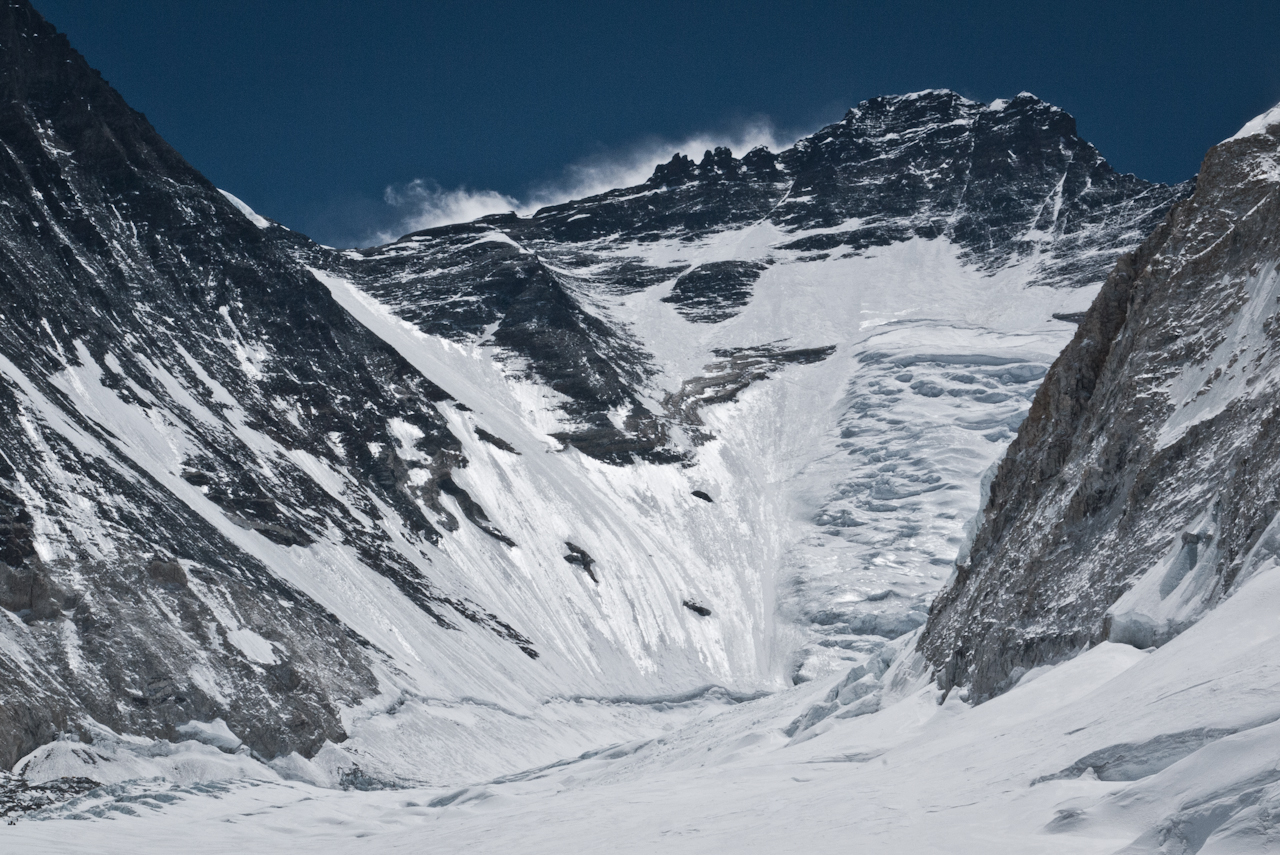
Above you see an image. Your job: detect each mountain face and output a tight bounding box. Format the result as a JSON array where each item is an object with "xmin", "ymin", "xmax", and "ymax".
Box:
[
  {"xmin": 919, "ymin": 105, "xmax": 1280, "ymax": 702},
  {"xmin": 0, "ymin": 0, "xmax": 531, "ymax": 770},
  {"xmin": 308, "ymin": 90, "xmax": 1183, "ymax": 464},
  {"xmin": 0, "ymin": 0, "xmax": 1193, "ymax": 788},
  {"xmin": 298, "ymin": 88, "xmax": 1187, "ymax": 688}
]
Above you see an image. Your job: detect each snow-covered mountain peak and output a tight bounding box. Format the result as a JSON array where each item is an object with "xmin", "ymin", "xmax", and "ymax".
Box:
[
  {"xmin": 287, "ymin": 88, "xmax": 1191, "ymax": 700},
  {"xmin": 839, "ymin": 88, "xmax": 1053, "ymax": 132},
  {"xmin": 1211, "ymin": 101, "xmax": 1280, "ymax": 187},
  {"xmin": 841, "ymin": 88, "xmax": 977, "ymax": 130},
  {"xmin": 1224, "ymin": 100, "xmax": 1280, "ymax": 144},
  {"xmin": 9, "ymin": 0, "xmax": 1280, "ymax": 847}
]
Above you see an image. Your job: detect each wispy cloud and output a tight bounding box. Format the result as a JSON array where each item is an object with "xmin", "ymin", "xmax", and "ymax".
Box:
[{"xmin": 367, "ymin": 118, "xmax": 795, "ymax": 246}]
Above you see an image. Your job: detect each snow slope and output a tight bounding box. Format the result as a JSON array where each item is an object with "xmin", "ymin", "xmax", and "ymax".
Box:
[
  {"xmin": 0, "ymin": 181, "xmax": 1101, "ymax": 789},
  {"xmin": 311, "ymin": 227, "xmax": 1091, "ymax": 701},
  {"xmin": 2, "ymin": 94, "xmax": 1172, "ymax": 792}
]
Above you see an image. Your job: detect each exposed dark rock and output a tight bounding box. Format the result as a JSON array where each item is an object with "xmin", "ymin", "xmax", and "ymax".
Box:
[
  {"xmin": 650, "ymin": 153, "xmax": 698, "ymax": 187},
  {"xmin": 661, "ymin": 261, "xmax": 768, "ymax": 323},
  {"xmin": 438, "ymin": 477, "xmax": 517, "ymax": 546},
  {"xmin": 475, "ymin": 427, "xmax": 520, "ymax": 454},
  {"xmin": 682, "ymin": 600, "xmax": 712, "ymax": 617},
  {"xmin": 1, "ymin": 772, "xmax": 98, "ymax": 820},
  {"xmin": 691, "ymin": 490, "xmax": 714, "ymax": 503},
  {"xmin": 338, "ymin": 764, "xmax": 397, "ymax": 792},
  {"xmin": 0, "ymin": 557, "xmax": 61, "ymax": 622},
  {"xmin": 664, "ymin": 345, "xmax": 838, "ymax": 432},
  {"xmin": 144, "ymin": 559, "xmax": 187, "ymax": 588},
  {"xmin": 0, "ymin": 483, "xmax": 35, "ymax": 567},
  {"xmin": 563, "ymin": 542, "xmax": 598, "ymax": 584}
]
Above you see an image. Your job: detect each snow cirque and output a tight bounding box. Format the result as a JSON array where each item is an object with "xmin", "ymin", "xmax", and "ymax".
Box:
[
  {"xmin": 0, "ymin": 8, "xmax": 1175, "ymax": 785},
  {"xmin": 10, "ymin": 0, "xmax": 1280, "ymax": 850}
]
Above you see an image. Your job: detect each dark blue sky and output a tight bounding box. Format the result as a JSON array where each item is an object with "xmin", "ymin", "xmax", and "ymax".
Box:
[{"xmin": 34, "ymin": 0, "xmax": 1280, "ymax": 247}]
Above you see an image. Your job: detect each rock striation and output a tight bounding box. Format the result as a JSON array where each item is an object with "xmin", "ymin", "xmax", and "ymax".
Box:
[{"xmin": 0, "ymin": 0, "xmax": 538, "ymax": 769}]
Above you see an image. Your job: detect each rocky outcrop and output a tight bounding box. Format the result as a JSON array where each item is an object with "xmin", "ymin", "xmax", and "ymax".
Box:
[
  {"xmin": 920, "ymin": 105, "xmax": 1280, "ymax": 702},
  {"xmin": 517, "ymin": 90, "xmax": 1185, "ymax": 274}
]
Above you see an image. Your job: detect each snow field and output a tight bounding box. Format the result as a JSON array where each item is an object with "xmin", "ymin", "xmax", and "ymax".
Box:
[{"xmin": 14, "ymin": 559, "xmax": 1280, "ymax": 852}]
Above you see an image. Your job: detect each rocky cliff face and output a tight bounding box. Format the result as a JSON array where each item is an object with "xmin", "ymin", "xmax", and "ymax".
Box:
[{"xmin": 920, "ymin": 104, "xmax": 1280, "ymax": 702}]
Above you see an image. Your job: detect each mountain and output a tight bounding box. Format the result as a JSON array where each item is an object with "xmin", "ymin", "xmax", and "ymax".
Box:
[
  {"xmin": 307, "ymin": 89, "xmax": 1182, "ymax": 464},
  {"xmin": 919, "ymin": 102, "xmax": 1280, "ymax": 702},
  {"xmin": 299, "ymin": 88, "xmax": 1187, "ymax": 687},
  {"xmin": 0, "ymin": 0, "xmax": 1192, "ymax": 799},
  {"xmin": 0, "ymin": 0, "xmax": 524, "ymax": 771}
]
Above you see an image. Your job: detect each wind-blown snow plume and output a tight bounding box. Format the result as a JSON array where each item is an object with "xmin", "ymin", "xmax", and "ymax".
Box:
[
  {"xmin": 370, "ymin": 119, "xmax": 790, "ymax": 245},
  {"xmin": 523, "ymin": 119, "xmax": 790, "ymax": 208},
  {"xmin": 374, "ymin": 180, "xmax": 520, "ymax": 242}
]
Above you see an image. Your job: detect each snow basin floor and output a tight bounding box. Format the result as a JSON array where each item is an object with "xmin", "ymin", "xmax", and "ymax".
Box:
[{"xmin": 13, "ymin": 562, "xmax": 1280, "ymax": 853}]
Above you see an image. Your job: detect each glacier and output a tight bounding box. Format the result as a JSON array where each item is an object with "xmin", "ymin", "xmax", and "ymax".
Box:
[
  {"xmin": 6, "ymin": 0, "xmax": 1280, "ymax": 849},
  {"xmin": 11, "ymin": 559, "xmax": 1280, "ymax": 852}
]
